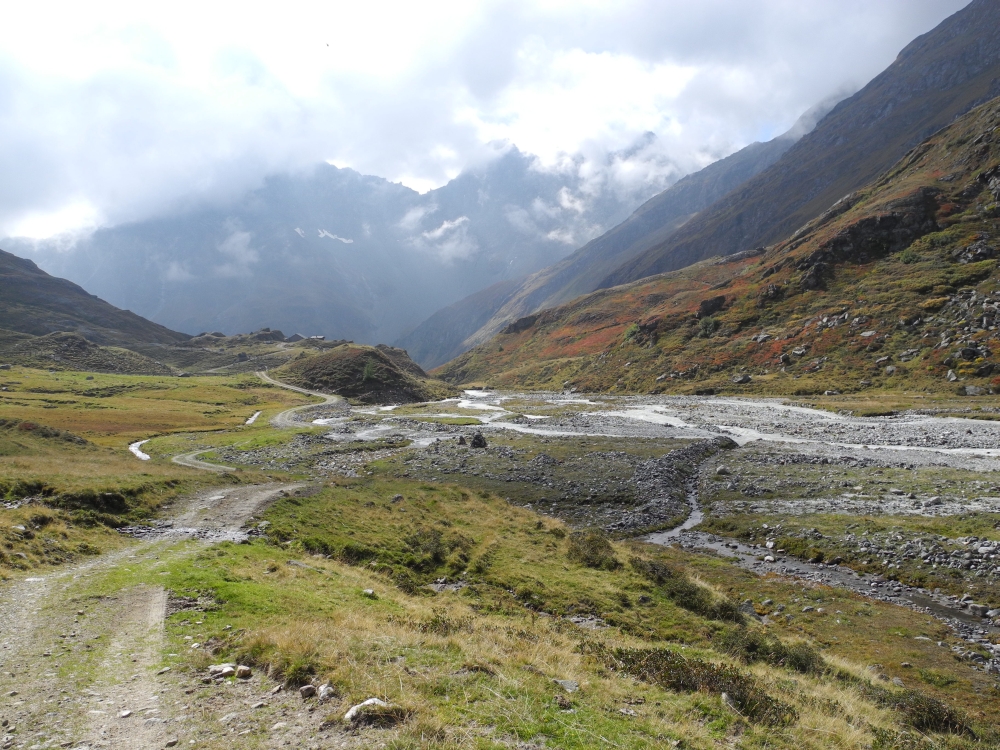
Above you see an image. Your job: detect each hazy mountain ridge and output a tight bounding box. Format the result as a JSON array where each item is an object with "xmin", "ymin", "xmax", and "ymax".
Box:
[
  {"xmin": 8, "ymin": 147, "xmax": 671, "ymax": 346},
  {"xmin": 396, "ymin": 109, "xmax": 827, "ymax": 369},
  {"xmin": 600, "ymin": 0, "xmax": 1000, "ymax": 288},
  {"xmin": 436, "ymin": 94, "xmax": 1000, "ymax": 397},
  {"xmin": 0, "ymin": 248, "xmax": 188, "ymax": 347}
]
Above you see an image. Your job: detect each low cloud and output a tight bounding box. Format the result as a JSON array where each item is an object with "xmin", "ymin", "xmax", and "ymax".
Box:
[
  {"xmin": 318, "ymin": 229, "xmax": 353, "ymax": 243},
  {"xmin": 0, "ymin": 1, "xmax": 969, "ymax": 239},
  {"xmin": 213, "ymin": 228, "xmax": 258, "ymax": 277},
  {"xmin": 413, "ymin": 216, "xmax": 477, "ymax": 262}
]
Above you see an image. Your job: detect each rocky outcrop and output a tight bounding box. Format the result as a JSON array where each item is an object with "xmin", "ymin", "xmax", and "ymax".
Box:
[{"xmin": 796, "ymin": 187, "xmax": 939, "ymax": 290}]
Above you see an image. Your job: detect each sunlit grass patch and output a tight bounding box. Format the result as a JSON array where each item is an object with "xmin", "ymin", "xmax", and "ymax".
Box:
[{"xmin": 131, "ymin": 479, "xmax": 995, "ymax": 747}]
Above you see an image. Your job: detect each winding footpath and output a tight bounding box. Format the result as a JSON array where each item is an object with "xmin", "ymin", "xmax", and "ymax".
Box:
[{"xmin": 160, "ymin": 372, "xmax": 340, "ymax": 472}]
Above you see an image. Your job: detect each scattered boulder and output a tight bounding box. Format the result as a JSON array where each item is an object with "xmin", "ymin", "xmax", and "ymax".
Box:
[
  {"xmin": 208, "ymin": 663, "xmax": 236, "ymax": 679},
  {"xmin": 235, "ymin": 665, "xmax": 252, "ymax": 679},
  {"xmin": 553, "ymin": 679, "xmax": 579, "ymax": 693},
  {"xmin": 318, "ymin": 683, "xmax": 337, "ymax": 702},
  {"xmin": 946, "ymin": 369, "xmax": 958, "ymax": 382},
  {"xmin": 457, "ymin": 435, "xmax": 467, "ymax": 445},
  {"xmin": 884, "ymin": 365, "xmax": 897, "ymax": 375},
  {"xmin": 470, "ymin": 432, "xmax": 487, "ymax": 449},
  {"xmin": 698, "ymin": 295, "xmax": 726, "ymax": 318},
  {"xmin": 739, "ymin": 600, "xmax": 763, "ymax": 620},
  {"xmin": 731, "ymin": 374, "xmax": 752, "ymax": 384},
  {"xmin": 715, "ymin": 466, "xmax": 731, "ymax": 476},
  {"xmin": 963, "ymin": 385, "xmax": 987, "ymax": 396},
  {"xmin": 299, "ymin": 684, "xmax": 317, "ymax": 699},
  {"xmin": 343, "ymin": 697, "xmax": 407, "ymax": 727}
]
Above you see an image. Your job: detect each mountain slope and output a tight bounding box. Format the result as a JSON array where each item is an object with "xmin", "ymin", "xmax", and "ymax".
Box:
[
  {"xmin": 436, "ymin": 96, "xmax": 1000, "ymax": 396},
  {"xmin": 601, "ymin": 0, "xmax": 1000, "ymax": 289},
  {"xmin": 399, "ymin": 102, "xmax": 836, "ymax": 369},
  {"xmin": 8, "ymin": 148, "xmax": 664, "ymax": 346},
  {"xmin": 0, "ymin": 248, "xmax": 188, "ymax": 347}
]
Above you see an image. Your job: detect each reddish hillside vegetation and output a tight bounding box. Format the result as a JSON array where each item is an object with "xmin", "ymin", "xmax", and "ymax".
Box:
[{"xmin": 437, "ymin": 98, "xmax": 1000, "ymax": 398}]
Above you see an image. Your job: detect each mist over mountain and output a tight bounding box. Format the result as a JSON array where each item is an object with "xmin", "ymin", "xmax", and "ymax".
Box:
[
  {"xmin": 6, "ymin": 145, "xmax": 674, "ymax": 344},
  {"xmin": 600, "ymin": 0, "xmax": 1000, "ymax": 289},
  {"xmin": 398, "ymin": 98, "xmax": 839, "ymax": 368}
]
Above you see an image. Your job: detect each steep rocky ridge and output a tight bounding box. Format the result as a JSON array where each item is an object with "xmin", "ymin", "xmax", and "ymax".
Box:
[
  {"xmin": 436, "ymin": 96, "xmax": 1000, "ymax": 396},
  {"xmin": 400, "ymin": 102, "xmax": 837, "ymax": 369},
  {"xmin": 602, "ymin": 0, "xmax": 1000, "ymax": 289},
  {"xmin": 0, "ymin": 248, "xmax": 189, "ymax": 347}
]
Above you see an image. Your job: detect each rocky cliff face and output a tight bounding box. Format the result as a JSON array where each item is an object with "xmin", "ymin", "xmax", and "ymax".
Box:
[{"xmin": 600, "ymin": 0, "xmax": 1000, "ymax": 289}]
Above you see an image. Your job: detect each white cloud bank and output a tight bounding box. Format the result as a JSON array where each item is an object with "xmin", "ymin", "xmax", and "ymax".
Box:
[{"xmin": 0, "ymin": 0, "xmax": 971, "ymax": 238}]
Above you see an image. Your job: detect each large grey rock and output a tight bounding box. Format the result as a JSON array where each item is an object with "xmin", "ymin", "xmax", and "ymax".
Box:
[{"xmin": 344, "ymin": 697, "xmax": 390, "ymax": 722}]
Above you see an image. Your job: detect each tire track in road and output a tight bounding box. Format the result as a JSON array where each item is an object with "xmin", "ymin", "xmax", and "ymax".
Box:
[
  {"xmin": 171, "ymin": 449, "xmax": 235, "ymax": 472},
  {"xmin": 0, "ymin": 483, "xmax": 302, "ymax": 749}
]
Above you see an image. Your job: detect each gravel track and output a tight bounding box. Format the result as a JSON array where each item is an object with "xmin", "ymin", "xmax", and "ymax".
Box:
[
  {"xmin": 0, "ymin": 483, "xmax": 299, "ymax": 749},
  {"xmin": 256, "ymin": 369, "xmax": 343, "ymax": 428}
]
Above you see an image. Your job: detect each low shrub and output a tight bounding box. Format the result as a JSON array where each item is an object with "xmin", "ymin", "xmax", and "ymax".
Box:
[
  {"xmin": 860, "ymin": 682, "xmax": 972, "ymax": 736},
  {"xmin": 591, "ymin": 644, "xmax": 797, "ymax": 726},
  {"xmin": 717, "ymin": 628, "xmax": 824, "ymax": 674},
  {"xmin": 630, "ymin": 556, "xmax": 744, "ymax": 623},
  {"xmin": 567, "ymin": 530, "xmax": 622, "ymax": 570}
]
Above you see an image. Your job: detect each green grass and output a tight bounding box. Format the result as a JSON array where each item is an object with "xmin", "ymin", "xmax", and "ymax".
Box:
[
  {"xmin": 409, "ymin": 416, "xmax": 483, "ymax": 425},
  {"xmin": 125, "ymin": 478, "xmax": 993, "ymax": 747},
  {"xmin": 0, "ymin": 367, "xmax": 314, "ymax": 571},
  {"xmin": 5, "ymin": 461, "xmax": 995, "ymax": 746}
]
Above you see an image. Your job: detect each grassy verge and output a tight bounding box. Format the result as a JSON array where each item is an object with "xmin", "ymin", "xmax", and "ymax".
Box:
[
  {"xmin": 130, "ymin": 478, "xmax": 996, "ymax": 748},
  {"xmin": 0, "ymin": 367, "xmax": 312, "ymax": 572}
]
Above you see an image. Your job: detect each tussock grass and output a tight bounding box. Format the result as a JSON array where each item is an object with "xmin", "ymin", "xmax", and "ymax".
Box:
[
  {"xmin": 142, "ymin": 480, "xmax": 992, "ymax": 747},
  {"xmin": 566, "ymin": 529, "xmax": 621, "ymax": 570}
]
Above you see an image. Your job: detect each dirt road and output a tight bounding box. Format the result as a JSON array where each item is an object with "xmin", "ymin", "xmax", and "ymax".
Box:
[
  {"xmin": 0, "ymin": 483, "xmax": 299, "ymax": 749},
  {"xmin": 256, "ymin": 370, "xmax": 343, "ymax": 428},
  {"xmin": 171, "ymin": 449, "xmax": 235, "ymax": 472}
]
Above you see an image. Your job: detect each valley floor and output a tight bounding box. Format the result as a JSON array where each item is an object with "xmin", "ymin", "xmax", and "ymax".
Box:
[{"xmin": 2, "ymin": 372, "xmax": 999, "ymax": 748}]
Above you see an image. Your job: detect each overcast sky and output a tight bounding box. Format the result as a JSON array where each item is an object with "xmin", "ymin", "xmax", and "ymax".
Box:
[{"xmin": 0, "ymin": 0, "xmax": 970, "ymax": 239}]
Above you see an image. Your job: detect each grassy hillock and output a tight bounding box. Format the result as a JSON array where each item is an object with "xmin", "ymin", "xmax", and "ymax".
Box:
[
  {"xmin": 277, "ymin": 343, "xmax": 456, "ymax": 404},
  {"xmin": 0, "ymin": 329, "xmax": 174, "ymax": 375},
  {"xmin": 437, "ymin": 97, "xmax": 1000, "ymax": 397}
]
